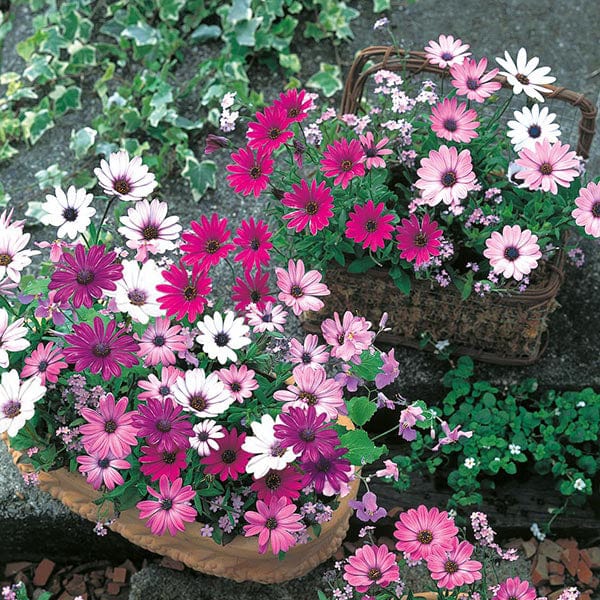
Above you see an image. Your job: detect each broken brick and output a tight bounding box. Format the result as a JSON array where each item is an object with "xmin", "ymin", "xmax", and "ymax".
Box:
[
  {"xmin": 579, "ymin": 593, "xmax": 591, "ymax": 600},
  {"xmin": 33, "ymin": 559, "xmax": 56, "ymax": 587},
  {"xmin": 377, "ymin": 536, "xmax": 396, "ymax": 552},
  {"xmin": 547, "ymin": 591, "xmax": 563, "ymax": 600},
  {"xmin": 549, "ymin": 574, "xmax": 565, "ymax": 586},
  {"xmin": 549, "ymin": 561, "xmax": 565, "ymax": 575},
  {"xmin": 563, "ymin": 547, "xmax": 580, "ymax": 577},
  {"xmin": 159, "ymin": 556, "xmax": 185, "ymax": 571},
  {"xmin": 581, "ymin": 547, "xmax": 600, "ymax": 569},
  {"xmin": 332, "ymin": 547, "xmax": 345, "ymax": 561},
  {"xmin": 557, "ymin": 539, "xmax": 579, "ymax": 550},
  {"xmin": 4, "ymin": 562, "xmax": 32, "ymax": 578},
  {"xmin": 539, "ymin": 539, "xmax": 564, "ymax": 562},
  {"xmin": 65, "ymin": 573, "xmax": 87, "ymax": 597},
  {"xmin": 521, "ymin": 538, "xmax": 539, "ymax": 559},
  {"xmin": 119, "ymin": 560, "xmax": 138, "ymax": 575},
  {"xmin": 577, "ymin": 560, "xmax": 594, "ymax": 586},
  {"xmin": 532, "ymin": 554, "xmax": 549, "ymax": 586},
  {"xmin": 106, "ymin": 582, "xmax": 121, "ymax": 596}
]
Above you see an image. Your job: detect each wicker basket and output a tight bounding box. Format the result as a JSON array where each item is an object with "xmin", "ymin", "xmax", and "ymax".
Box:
[{"xmin": 302, "ymin": 46, "xmax": 597, "ymax": 366}]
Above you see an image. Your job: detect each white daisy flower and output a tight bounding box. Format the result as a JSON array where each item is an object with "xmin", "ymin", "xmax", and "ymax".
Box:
[
  {"xmin": 0, "ymin": 226, "xmax": 39, "ymax": 284},
  {"xmin": 0, "ymin": 370, "xmax": 46, "ymax": 437},
  {"xmin": 495, "ymin": 48, "xmax": 556, "ymax": 102},
  {"xmin": 41, "ymin": 186, "xmax": 96, "ymax": 240},
  {"xmin": 172, "ymin": 368, "xmax": 234, "ymax": 418},
  {"xmin": 507, "ymin": 104, "xmax": 561, "ymax": 151},
  {"xmin": 94, "ymin": 150, "xmax": 157, "ymax": 201},
  {"xmin": 242, "ymin": 414, "xmax": 298, "ymax": 479},
  {"xmin": 0, "ymin": 309, "xmax": 29, "ymax": 368},
  {"xmin": 196, "ymin": 310, "xmax": 251, "ymax": 365},
  {"xmin": 189, "ymin": 419, "xmax": 225, "ymax": 457}
]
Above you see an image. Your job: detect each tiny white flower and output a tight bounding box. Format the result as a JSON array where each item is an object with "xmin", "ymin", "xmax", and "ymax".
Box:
[
  {"xmin": 434, "ymin": 339, "xmax": 450, "ymax": 352},
  {"xmin": 464, "ymin": 457, "xmax": 476, "ymax": 469},
  {"xmin": 507, "ymin": 104, "xmax": 561, "ymax": 152},
  {"xmin": 495, "ymin": 48, "xmax": 556, "ymax": 102},
  {"xmin": 576, "ymin": 401, "xmax": 586, "ymax": 408},
  {"xmin": 573, "ymin": 478, "xmax": 586, "ymax": 491},
  {"xmin": 0, "ymin": 370, "xmax": 46, "ymax": 437},
  {"xmin": 41, "ymin": 186, "xmax": 96, "ymax": 240},
  {"xmin": 509, "ymin": 443, "xmax": 522, "ymax": 455},
  {"xmin": 189, "ymin": 419, "xmax": 225, "ymax": 457},
  {"xmin": 447, "ymin": 509, "xmax": 457, "ymax": 520},
  {"xmin": 221, "ymin": 92, "xmax": 236, "ymax": 110},
  {"xmin": 196, "ymin": 310, "xmax": 251, "ymax": 365},
  {"xmin": 530, "ymin": 522, "xmax": 546, "ymax": 541}
]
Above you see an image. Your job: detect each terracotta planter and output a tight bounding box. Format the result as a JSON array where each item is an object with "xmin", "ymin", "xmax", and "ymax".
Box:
[{"xmin": 3, "ymin": 435, "xmax": 360, "ymax": 584}]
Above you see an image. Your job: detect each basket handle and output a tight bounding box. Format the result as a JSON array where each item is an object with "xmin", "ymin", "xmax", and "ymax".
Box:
[{"xmin": 341, "ymin": 46, "xmax": 597, "ymax": 159}]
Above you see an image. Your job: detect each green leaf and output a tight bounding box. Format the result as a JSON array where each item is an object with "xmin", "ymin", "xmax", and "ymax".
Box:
[
  {"xmin": 190, "ymin": 24, "xmax": 222, "ymax": 43},
  {"xmin": 229, "ymin": 0, "xmax": 252, "ymax": 23},
  {"xmin": 158, "ymin": 0, "xmax": 186, "ymax": 22},
  {"xmin": 180, "ymin": 152, "xmax": 216, "ymax": 201},
  {"xmin": 279, "ymin": 52, "xmax": 301, "ymax": 72},
  {"xmin": 50, "ymin": 85, "xmax": 82, "ymax": 116},
  {"xmin": 389, "ymin": 265, "xmax": 411, "ymax": 295},
  {"xmin": 21, "ymin": 109, "xmax": 54, "ymax": 145},
  {"xmin": 346, "ymin": 396, "xmax": 377, "ymax": 426},
  {"xmin": 70, "ymin": 126, "xmax": 97, "ymax": 159},
  {"xmin": 234, "ymin": 18, "xmax": 262, "ymax": 46},
  {"xmin": 373, "ymin": 0, "xmax": 390, "ymax": 11},
  {"xmin": 121, "ymin": 23, "xmax": 160, "ymax": 46},
  {"xmin": 306, "ymin": 63, "xmax": 342, "ymax": 97},
  {"xmin": 339, "ymin": 429, "xmax": 386, "ymax": 466},
  {"xmin": 347, "ymin": 255, "xmax": 376, "ymax": 273},
  {"xmin": 351, "ymin": 350, "xmax": 384, "ymax": 381}
]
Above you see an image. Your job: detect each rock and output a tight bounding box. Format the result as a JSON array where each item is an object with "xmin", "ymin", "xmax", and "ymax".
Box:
[{"xmin": 33, "ymin": 558, "xmax": 55, "ymax": 587}]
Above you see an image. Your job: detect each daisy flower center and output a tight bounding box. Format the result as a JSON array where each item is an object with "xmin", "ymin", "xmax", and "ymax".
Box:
[
  {"xmin": 214, "ymin": 332, "xmax": 230, "ymax": 347},
  {"xmin": 305, "ymin": 201, "xmax": 319, "ymax": 215},
  {"xmin": 299, "ymin": 391, "xmax": 318, "ymax": 406},
  {"xmin": 160, "ymin": 499, "xmax": 173, "ymax": 510},
  {"xmin": 265, "ymin": 517, "xmax": 278, "ymax": 530},
  {"xmin": 205, "ymin": 239, "xmax": 221, "ymax": 254},
  {"xmin": 37, "ymin": 360, "xmax": 49, "ymax": 372},
  {"xmin": 196, "ymin": 431, "xmax": 209, "ymax": 442},
  {"xmin": 250, "ymin": 166, "xmax": 262, "ymax": 179},
  {"xmin": 340, "ymin": 159, "xmax": 353, "ymax": 172},
  {"xmin": 0, "ymin": 253, "xmax": 11, "ymax": 266},
  {"xmin": 261, "ymin": 314, "xmax": 272, "ymax": 323},
  {"xmin": 365, "ymin": 147, "xmax": 378, "ymax": 157},
  {"xmin": 444, "ymin": 118, "xmax": 458, "ymax": 132},
  {"xmin": 368, "ymin": 568, "xmax": 382, "ymax": 581},
  {"xmin": 183, "ymin": 285, "xmax": 198, "ymax": 301},
  {"xmin": 504, "ymin": 246, "xmax": 520, "ymax": 261},
  {"xmin": 92, "ymin": 343, "xmax": 111, "ymax": 358},
  {"xmin": 442, "ymin": 171, "xmax": 457, "ymax": 187},
  {"xmin": 592, "ymin": 202, "xmax": 600, "ymax": 217},
  {"xmin": 189, "ymin": 395, "xmax": 207, "ymax": 412},
  {"xmin": 104, "ymin": 419, "xmax": 117, "ymax": 433},
  {"xmin": 300, "ymin": 427, "xmax": 316, "ymax": 442},
  {"xmin": 265, "ymin": 472, "xmax": 282, "ymax": 490},
  {"xmin": 270, "ymin": 443, "xmax": 286, "ymax": 457},
  {"xmin": 268, "ymin": 127, "xmax": 281, "ymax": 140},
  {"xmin": 250, "ymin": 238, "xmax": 261, "ymax": 250},
  {"xmin": 114, "ymin": 179, "xmax": 131, "ymax": 195},
  {"xmin": 466, "ymin": 78, "xmax": 480, "ymax": 90},
  {"xmin": 162, "ymin": 451, "xmax": 177, "ymax": 464},
  {"xmin": 441, "ymin": 52, "xmax": 453, "ymax": 61},
  {"xmin": 159, "ymin": 385, "xmax": 171, "ymax": 396},
  {"xmin": 508, "ymin": 596, "xmax": 519, "ymax": 600},
  {"xmin": 97, "ymin": 458, "xmax": 110, "ymax": 468},
  {"xmin": 414, "ymin": 233, "xmax": 429, "ymax": 247},
  {"xmin": 153, "ymin": 335, "xmax": 166, "ymax": 347},
  {"xmin": 417, "ymin": 529, "xmax": 434, "ymax": 544},
  {"xmin": 2, "ymin": 401, "xmax": 21, "ymax": 419},
  {"xmin": 62, "ymin": 207, "xmax": 78, "ymax": 222},
  {"xmin": 156, "ymin": 419, "xmax": 172, "ymax": 433},
  {"xmin": 301, "ymin": 352, "xmax": 312, "ymax": 364},
  {"xmin": 250, "ymin": 290, "xmax": 262, "ymax": 302},
  {"xmin": 540, "ymin": 162, "xmax": 553, "ymax": 175},
  {"xmin": 516, "ymin": 73, "xmax": 530, "ymax": 85},
  {"xmin": 444, "ymin": 560, "xmax": 459, "ymax": 574},
  {"xmin": 528, "ymin": 125, "xmax": 542, "ymax": 138},
  {"xmin": 289, "ymin": 108, "xmax": 299, "ymax": 118},
  {"xmin": 290, "ymin": 285, "xmax": 304, "ymax": 298},
  {"xmin": 76, "ymin": 269, "xmax": 95, "ymax": 285},
  {"xmin": 142, "ymin": 225, "xmax": 159, "ymax": 240},
  {"xmin": 230, "ymin": 382, "xmax": 241, "ymax": 392},
  {"xmin": 127, "ymin": 289, "xmax": 147, "ymax": 306},
  {"xmin": 365, "ymin": 219, "xmax": 378, "ymax": 232},
  {"xmin": 221, "ymin": 449, "xmax": 237, "ymax": 464}
]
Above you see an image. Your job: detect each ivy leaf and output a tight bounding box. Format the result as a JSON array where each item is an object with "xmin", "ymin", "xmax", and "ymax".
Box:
[
  {"xmin": 229, "ymin": 0, "xmax": 252, "ymax": 23},
  {"xmin": 234, "ymin": 18, "xmax": 262, "ymax": 46},
  {"xmin": 389, "ymin": 265, "xmax": 411, "ymax": 295},
  {"xmin": 279, "ymin": 52, "xmax": 301, "ymax": 72},
  {"xmin": 180, "ymin": 152, "xmax": 216, "ymax": 201},
  {"xmin": 339, "ymin": 429, "xmax": 386, "ymax": 466},
  {"xmin": 158, "ymin": 0, "xmax": 186, "ymax": 23},
  {"xmin": 70, "ymin": 127, "xmax": 97, "ymax": 160},
  {"xmin": 121, "ymin": 23, "xmax": 160, "ymax": 46},
  {"xmin": 373, "ymin": 0, "xmax": 390, "ymax": 11},
  {"xmin": 50, "ymin": 85, "xmax": 82, "ymax": 116},
  {"xmin": 21, "ymin": 109, "xmax": 54, "ymax": 145},
  {"xmin": 346, "ymin": 396, "xmax": 377, "ymax": 426},
  {"xmin": 190, "ymin": 24, "xmax": 222, "ymax": 43},
  {"xmin": 306, "ymin": 63, "xmax": 342, "ymax": 97}
]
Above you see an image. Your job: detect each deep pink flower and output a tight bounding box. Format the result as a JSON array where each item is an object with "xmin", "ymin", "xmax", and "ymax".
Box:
[
  {"xmin": 359, "ymin": 132, "xmax": 393, "ymax": 169},
  {"xmin": 243, "ymin": 496, "xmax": 304, "ymax": 555},
  {"xmin": 375, "ymin": 348, "xmax": 400, "ymax": 389},
  {"xmin": 156, "ymin": 262, "xmax": 211, "ymax": 322},
  {"xmin": 281, "ymin": 179, "xmax": 334, "ymax": 235},
  {"xmin": 217, "ymin": 364, "xmax": 259, "ymax": 403},
  {"xmin": 76, "ymin": 451, "xmax": 131, "ymax": 490},
  {"xmin": 426, "ymin": 538, "xmax": 482, "ymax": 589},
  {"xmin": 572, "ymin": 181, "xmax": 600, "ymax": 237},
  {"xmin": 432, "ymin": 421, "xmax": 473, "ymax": 451},
  {"xmin": 247, "ymin": 105, "xmax": 294, "ymax": 153},
  {"xmin": 396, "ymin": 213, "xmax": 443, "ymax": 266},
  {"xmin": 275, "ymin": 259, "xmax": 330, "ymax": 316},
  {"xmin": 273, "ymin": 88, "xmax": 312, "ymax": 123},
  {"xmin": 301, "ymin": 447, "xmax": 351, "ymax": 494},
  {"xmin": 231, "ymin": 269, "xmax": 275, "ymax": 311},
  {"xmin": 201, "ymin": 427, "xmax": 252, "ymax": 481},
  {"xmin": 343, "ymin": 544, "xmax": 400, "ymax": 593},
  {"xmin": 21, "ymin": 342, "xmax": 67, "ymax": 385},
  {"xmin": 180, "ymin": 213, "xmax": 234, "ymax": 270},
  {"xmin": 320, "ymin": 138, "xmax": 366, "ymax": 189},
  {"xmin": 321, "ymin": 310, "xmax": 375, "ymax": 361},
  {"xmin": 136, "ymin": 475, "xmax": 197, "ymax": 536},
  {"xmin": 287, "ymin": 334, "xmax": 329, "ymax": 369},
  {"xmin": 138, "ymin": 366, "xmax": 183, "ymax": 403},
  {"xmin": 515, "ymin": 139, "xmax": 579, "ymax": 194},
  {"xmin": 349, "ymin": 491, "xmax": 387, "ymax": 523},
  {"xmin": 493, "ymin": 577, "xmax": 537, "ymax": 600},
  {"xmin": 424, "ymin": 34, "xmax": 471, "ymax": 69},
  {"xmin": 79, "ymin": 393, "xmax": 138, "ymax": 459},
  {"xmin": 49, "ymin": 244, "xmax": 123, "ymax": 308},
  {"xmin": 450, "ymin": 57, "xmax": 502, "ymax": 103},
  {"xmin": 140, "ymin": 444, "xmax": 188, "ymax": 482},
  {"xmin": 345, "ymin": 200, "xmax": 395, "ymax": 251},
  {"xmin": 233, "ymin": 217, "xmax": 273, "ymax": 271},
  {"xmin": 375, "ymin": 459, "xmax": 399, "ymax": 481},
  {"xmin": 226, "ymin": 146, "xmax": 274, "ymax": 198},
  {"xmin": 430, "ymin": 97, "xmax": 479, "ymax": 143},
  {"xmin": 64, "ymin": 318, "xmax": 139, "ymax": 380},
  {"xmin": 204, "ymin": 133, "xmax": 228, "ymax": 154},
  {"xmin": 136, "ymin": 317, "xmax": 187, "ymax": 367},
  {"xmin": 251, "ymin": 465, "xmax": 306, "ymax": 503},
  {"xmin": 394, "ymin": 505, "xmax": 459, "ymax": 560}
]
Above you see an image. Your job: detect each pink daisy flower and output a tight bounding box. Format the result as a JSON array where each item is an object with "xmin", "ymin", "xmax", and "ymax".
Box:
[
  {"xmin": 94, "ymin": 150, "xmax": 157, "ymax": 201},
  {"xmin": 64, "ymin": 318, "xmax": 139, "ymax": 380},
  {"xmin": 287, "ymin": 334, "xmax": 329, "ymax": 369},
  {"xmin": 0, "ymin": 225, "xmax": 39, "ymax": 284},
  {"xmin": 415, "ymin": 145, "xmax": 477, "ymax": 206},
  {"xmin": 514, "ymin": 139, "xmax": 579, "ymax": 194},
  {"xmin": 231, "ymin": 269, "xmax": 276, "ymax": 312},
  {"xmin": 180, "ymin": 213, "xmax": 235, "ymax": 270},
  {"xmin": 321, "ymin": 310, "xmax": 375, "ymax": 362},
  {"xmin": 189, "ymin": 419, "xmax": 224, "ymax": 457},
  {"xmin": 76, "ymin": 451, "xmax": 131, "ymax": 490},
  {"xmin": 246, "ymin": 301, "xmax": 288, "ymax": 333},
  {"xmin": 136, "ymin": 475, "xmax": 197, "ymax": 536},
  {"xmin": 0, "ymin": 311, "xmax": 29, "ymax": 369},
  {"xmin": 251, "ymin": 465, "xmax": 306, "ymax": 503},
  {"xmin": 493, "ymin": 577, "xmax": 537, "ymax": 600},
  {"xmin": 274, "ymin": 364, "xmax": 344, "ymax": 420},
  {"xmin": 343, "ymin": 544, "xmax": 400, "ymax": 593},
  {"xmin": 396, "ymin": 213, "xmax": 443, "ymax": 266},
  {"xmin": 430, "ymin": 97, "xmax": 479, "ymax": 143},
  {"xmin": 572, "ymin": 181, "xmax": 600, "ymax": 237},
  {"xmin": 450, "ymin": 57, "xmax": 502, "ymax": 103},
  {"xmin": 132, "ymin": 397, "xmax": 193, "ymax": 452},
  {"xmin": 201, "ymin": 427, "xmax": 252, "ymax": 481},
  {"xmin": 49, "ymin": 244, "xmax": 124, "ymax": 309},
  {"xmin": 275, "ymin": 259, "xmax": 330, "ymax": 316},
  {"xmin": 21, "ymin": 341, "xmax": 67, "ymax": 385},
  {"xmin": 483, "ymin": 225, "xmax": 542, "ymax": 281},
  {"xmin": 136, "ymin": 317, "xmax": 187, "ymax": 367},
  {"xmin": 359, "ymin": 132, "xmax": 393, "ymax": 169},
  {"xmin": 226, "ymin": 146, "xmax": 275, "ymax": 198},
  {"xmin": 156, "ymin": 262, "xmax": 211, "ymax": 323},
  {"xmin": 243, "ymin": 496, "xmax": 304, "ymax": 555},
  {"xmin": 320, "ymin": 138, "xmax": 366, "ymax": 190},
  {"xmin": 233, "ymin": 217, "xmax": 273, "ymax": 271},
  {"xmin": 345, "ymin": 200, "xmax": 395, "ymax": 251},
  {"xmin": 217, "ymin": 364, "xmax": 259, "ymax": 403},
  {"xmin": 273, "ymin": 88, "xmax": 312, "ymax": 123},
  {"xmin": 247, "ymin": 105, "xmax": 294, "ymax": 153},
  {"xmin": 140, "ymin": 444, "xmax": 188, "ymax": 482},
  {"xmin": 138, "ymin": 366, "xmax": 183, "ymax": 403},
  {"xmin": 281, "ymin": 179, "xmax": 334, "ymax": 235},
  {"xmin": 424, "ymin": 34, "xmax": 471, "ymax": 69},
  {"xmin": 79, "ymin": 393, "xmax": 138, "ymax": 459},
  {"xmin": 426, "ymin": 538, "xmax": 482, "ymax": 590}
]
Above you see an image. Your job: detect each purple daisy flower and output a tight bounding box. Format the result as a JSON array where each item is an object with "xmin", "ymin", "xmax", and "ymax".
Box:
[
  {"xmin": 49, "ymin": 244, "xmax": 123, "ymax": 308},
  {"xmin": 301, "ymin": 447, "xmax": 351, "ymax": 495},
  {"xmin": 64, "ymin": 317, "xmax": 140, "ymax": 380}
]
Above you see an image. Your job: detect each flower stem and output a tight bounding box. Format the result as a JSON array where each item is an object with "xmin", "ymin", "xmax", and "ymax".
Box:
[{"xmin": 95, "ymin": 196, "xmax": 116, "ymax": 244}]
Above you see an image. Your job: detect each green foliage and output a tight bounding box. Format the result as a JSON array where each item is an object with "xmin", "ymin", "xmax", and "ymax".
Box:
[{"xmin": 340, "ymin": 429, "xmax": 387, "ymax": 466}]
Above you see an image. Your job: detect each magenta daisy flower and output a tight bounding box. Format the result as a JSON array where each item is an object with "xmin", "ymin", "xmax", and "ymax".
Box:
[
  {"xmin": 138, "ymin": 366, "xmax": 183, "ymax": 403},
  {"xmin": 231, "ymin": 269, "xmax": 275, "ymax": 311},
  {"xmin": 301, "ymin": 447, "xmax": 351, "ymax": 495},
  {"xmin": 572, "ymin": 181, "xmax": 600, "ymax": 237},
  {"xmin": 251, "ymin": 466, "xmax": 307, "ymax": 503},
  {"xmin": 94, "ymin": 150, "xmax": 157, "ymax": 201},
  {"xmin": 321, "ymin": 310, "xmax": 375, "ymax": 361},
  {"xmin": 430, "ymin": 97, "xmax": 479, "ymax": 143},
  {"xmin": 320, "ymin": 138, "xmax": 366, "ymax": 190},
  {"xmin": 343, "ymin": 544, "xmax": 400, "ymax": 593},
  {"xmin": 217, "ymin": 364, "xmax": 259, "ymax": 403},
  {"xmin": 359, "ymin": 132, "xmax": 393, "ymax": 169},
  {"xmin": 180, "ymin": 213, "xmax": 235, "ymax": 270},
  {"xmin": 273, "ymin": 405, "xmax": 340, "ymax": 462},
  {"xmin": 345, "ymin": 200, "xmax": 395, "ymax": 251},
  {"xmin": 415, "ymin": 145, "xmax": 477, "ymax": 207},
  {"xmin": 20, "ymin": 341, "xmax": 67, "ymax": 385},
  {"xmin": 201, "ymin": 427, "xmax": 252, "ymax": 481},
  {"xmin": 483, "ymin": 224, "xmax": 542, "ymax": 281},
  {"xmin": 49, "ymin": 244, "xmax": 123, "ymax": 309},
  {"xmin": 136, "ymin": 317, "xmax": 187, "ymax": 367},
  {"xmin": 233, "ymin": 217, "xmax": 273, "ymax": 271},
  {"xmin": 64, "ymin": 318, "xmax": 139, "ymax": 381},
  {"xmin": 76, "ymin": 450, "xmax": 131, "ymax": 491},
  {"xmin": 140, "ymin": 444, "xmax": 188, "ymax": 482},
  {"xmin": 424, "ymin": 34, "xmax": 471, "ymax": 68},
  {"xmin": 274, "ymin": 365, "xmax": 344, "ymax": 420},
  {"xmin": 396, "ymin": 213, "xmax": 443, "ymax": 266},
  {"xmin": 281, "ymin": 179, "xmax": 334, "ymax": 235},
  {"xmin": 450, "ymin": 57, "xmax": 502, "ymax": 103},
  {"xmin": 275, "ymin": 259, "xmax": 330, "ymax": 316},
  {"xmin": 493, "ymin": 577, "xmax": 537, "ymax": 600},
  {"xmin": 133, "ymin": 397, "xmax": 193, "ymax": 452},
  {"xmin": 426, "ymin": 538, "xmax": 482, "ymax": 590},
  {"xmin": 393, "ymin": 505, "xmax": 459, "ymax": 561},
  {"xmin": 243, "ymin": 496, "xmax": 304, "ymax": 555},
  {"xmin": 273, "ymin": 88, "xmax": 312, "ymax": 123},
  {"xmin": 288, "ymin": 334, "xmax": 329, "ymax": 369},
  {"xmin": 247, "ymin": 105, "xmax": 294, "ymax": 154},
  {"xmin": 136, "ymin": 475, "xmax": 197, "ymax": 536},
  {"xmin": 226, "ymin": 146, "xmax": 275, "ymax": 198},
  {"xmin": 514, "ymin": 139, "xmax": 579, "ymax": 194},
  {"xmin": 156, "ymin": 261, "xmax": 211, "ymax": 322},
  {"xmin": 79, "ymin": 393, "xmax": 138, "ymax": 459}
]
